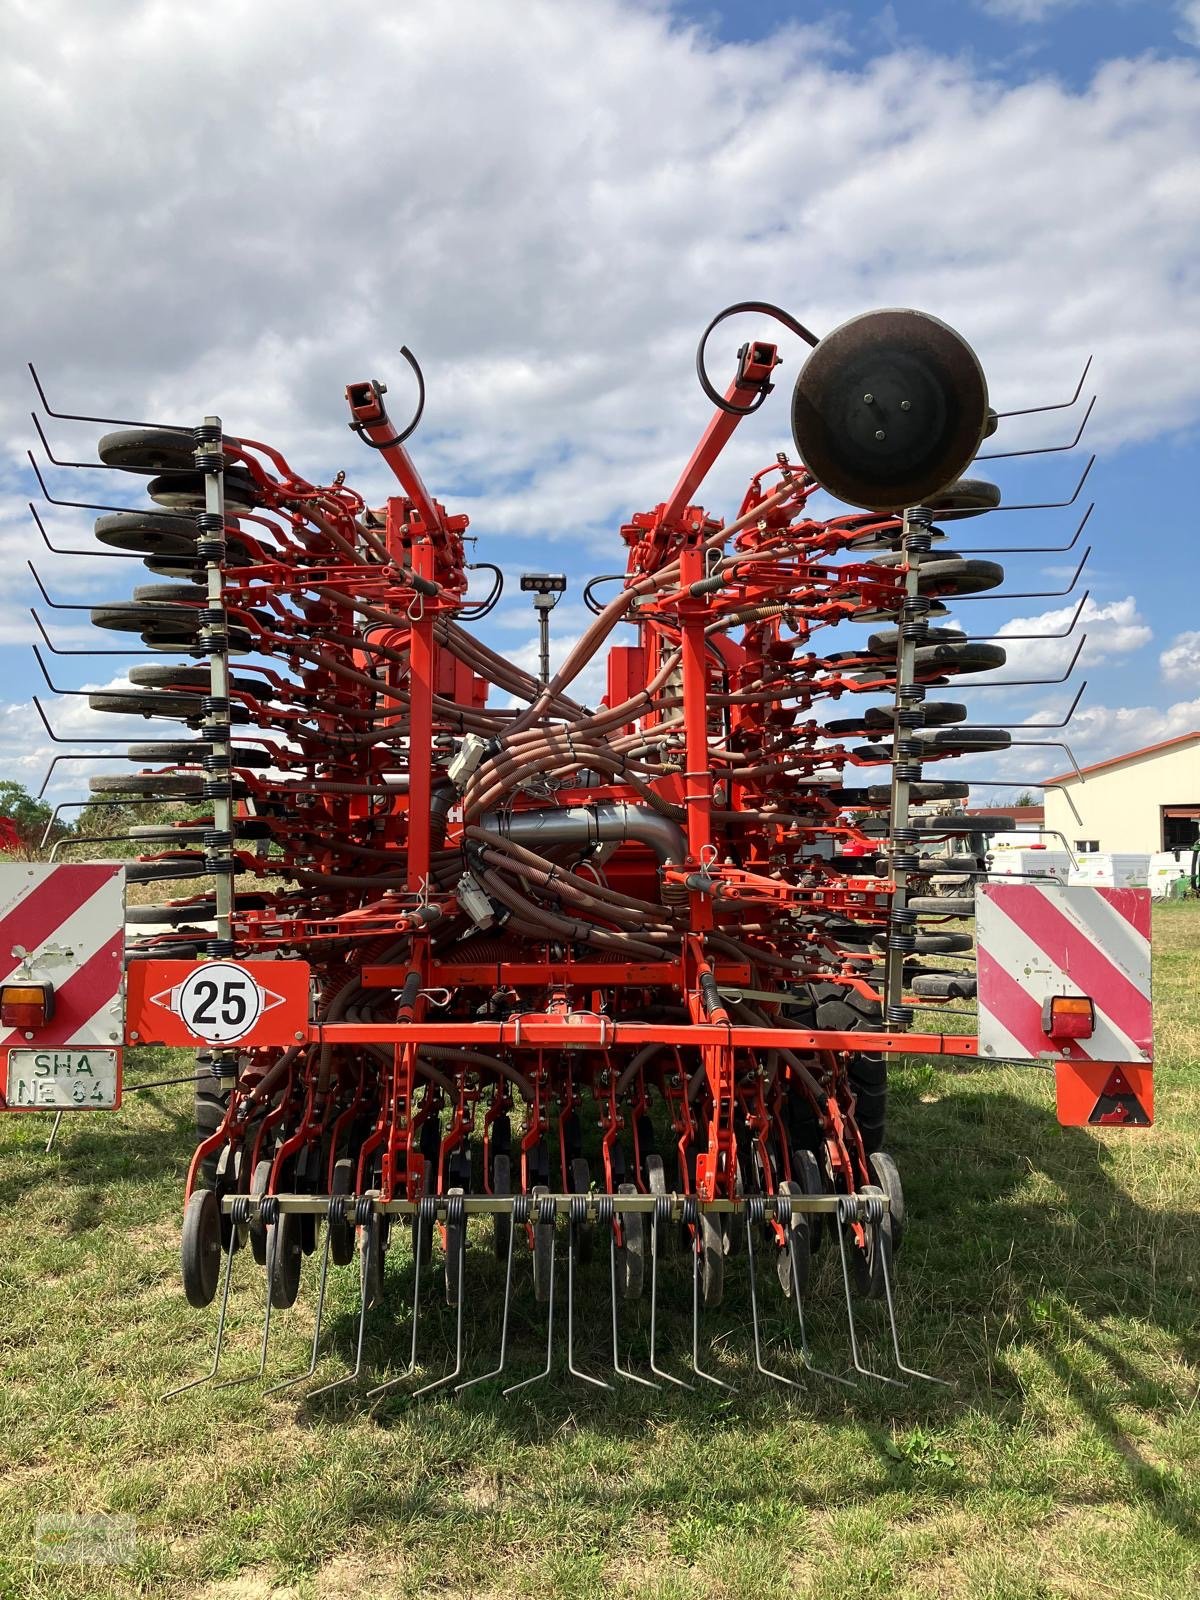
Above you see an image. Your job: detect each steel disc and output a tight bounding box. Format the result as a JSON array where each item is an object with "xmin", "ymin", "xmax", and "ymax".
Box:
[{"xmin": 791, "ymin": 308, "xmax": 989, "ymax": 512}]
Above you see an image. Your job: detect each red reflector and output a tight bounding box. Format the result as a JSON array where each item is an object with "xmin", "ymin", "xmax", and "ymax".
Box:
[
  {"xmin": 0, "ymin": 981, "xmax": 55, "ymax": 1030},
  {"xmin": 1041, "ymin": 994, "xmax": 1094, "ymax": 1039}
]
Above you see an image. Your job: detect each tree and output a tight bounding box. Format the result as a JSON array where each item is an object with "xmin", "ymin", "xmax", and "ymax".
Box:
[
  {"xmin": 1014, "ymin": 790, "xmax": 1037, "ymax": 807},
  {"xmin": 0, "ymin": 781, "xmax": 52, "ymax": 851}
]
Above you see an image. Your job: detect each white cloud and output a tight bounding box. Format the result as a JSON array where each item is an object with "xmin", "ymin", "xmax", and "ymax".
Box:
[
  {"xmin": 973, "ymin": 594, "xmax": 1152, "ymax": 682},
  {"xmin": 1180, "ymin": 2, "xmax": 1200, "ymax": 48},
  {"xmin": 1160, "ymin": 629, "xmax": 1200, "ymax": 683},
  {"xmin": 979, "ymin": 0, "xmax": 1080, "ymax": 20}
]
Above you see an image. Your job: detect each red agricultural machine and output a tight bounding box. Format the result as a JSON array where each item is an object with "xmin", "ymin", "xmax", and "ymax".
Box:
[{"xmin": 2, "ymin": 304, "xmax": 1154, "ymax": 1396}]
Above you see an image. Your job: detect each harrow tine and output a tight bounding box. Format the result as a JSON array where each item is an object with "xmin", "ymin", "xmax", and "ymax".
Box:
[
  {"xmin": 834, "ymin": 1197, "xmax": 904, "ymax": 1388},
  {"xmin": 743, "ymin": 1199, "xmax": 802, "ymax": 1389},
  {"xmin": 604, "ymin": 1197, "xmax": 659, "ymax": 1389},
  {"xmin": 782, "ymin": 1224, "xmax": 855, "ymax": 1389},
  {"xmin": 309, "ymin": 1197, "xmax": 379, "ymax": 1401},
  {"xmin": 457, "ymin": 1195, "xmax": 525, "ymax": 1393},
  {"xmin": 263, "ymin": 1205, "xmax": 335, "ymax": 1397},
  {"xmin": 685, "ymin": 1200, "xmax": 734, "ymax": 1392},
  {"xmin": 411, "ymin": 1193, "xmax": 468, "ymax": 1398},
  {"xmin": 878, "ymin": 1232, "xmax": 950, "ymax": 1387},
  {"xmin": 161, "ymin": 1201, "xmax": 240, "ymax": 1401},
  {"xmin": 649, "ymin": 1195, "xmax": 693, "ymax": 1389},
  {"xmin": 504, "ymin": 1193, "xmax": 557, "ymax": 1397},
  {"xmin": 565, "ymin": 1197, "xmax": 611, "ymax": 1390},
  {"xmin": 366, "ymin": 1194, "xmax": 435, "ymax": 1401},
  {"xmin": 212, "ymin": 1200, "xmax": 283, "ymax": 1392}
]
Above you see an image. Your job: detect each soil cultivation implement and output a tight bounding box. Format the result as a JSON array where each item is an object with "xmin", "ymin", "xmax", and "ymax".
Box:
[{"xmin": 3, "ymin": 304, "xmax": 1153, "ymax": 1396}]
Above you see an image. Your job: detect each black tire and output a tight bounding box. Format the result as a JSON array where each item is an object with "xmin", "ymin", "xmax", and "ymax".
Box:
[
  {"xmin": 492, "ymin": 1152, "xmax": 512, "ymax": 1262},
  {"xmin": 148, "ymin": 468, "xmax": 257, "ymax": 511},
  {"xmin": 329, "ymin": 1157, "xmax": 356, "ymax": 1266},
  {"xmin": 774, "ymin": 1179, "xmax": 812, "ymax": 1300},
  {"xmin": 268, "ymin": 1212, "xmax": 303, "ymax": 1309},
  {"xmin": 360, "ymin": 1209, "xmax": 385, "ymax": 1311},
  {"xmin": 868, "ymin": 1152, "xmax": 906, "ymax": 1252},
  {"xmin": 865, "ymin": 626, "xmax": 968, "ymax": 653},
  {"xmin": 249, "ymin": 1158, "xmax": 272, "ymax": 1266},
  {"xmin": 195, "ymin": 1071, "xmax": 227, "ymax": 1189},
  {"xmin": 914, "ymin": 640, "xmax": 1007, "ymax": 676},
  {"xmin": 910, "ymin": 972, "xmax": 977, "ymax": 999},
  {"xmin": 791, "ymin": 1148, "xmax": 825, "ymax": 1255},
  {"xmin": 132, "ymin": 582, "xmax": 206, "ymax": 605},
  {"xmin": 644, "ymin": 1152, "xmax": 670, "ymax": 1256},
  {"xmin": 91, "ymin": 602, "xmax": 198, "ymax": 633},
  {"xmin": 907, "ymin": 896, "xmax": 975, "ymax": 914},
  {"xmin": 90, "ymin": 772, "xmax": 204, "ymax": 798},
  {"xmin": 866, "ymin": 780, "xmax": 969, "ymax": 804},
  {"xmin": 925, "ymin": 475, "xmax": 1001, "ymax": 519},
  {"xmin": 913, "ymin": 727, "xmax": 1011, "ymax": 755},
  {"xmin": 444, "ymin": 1187, "xmax": 466, "ymax": 1308},
  {"xmin": 98, "ymin": 427, "xmax": 201, "ymax": 473},
  {"xmin": 616, "ymin": 1182, "xmax": 645, "ymax": 1299},
  {"xmin": 181, "ymin": 1189, "xmax": 222, "ymax": 1308},
  {"xmin": 126, "ymin": 860, "xmax": 211, "ymax": 884},
  {"xmin": 89, "ymin": 690, "xmax": 203, "ymax": 720},
  {"xmin": 95, "ymin": 509, "xmax": 196, "ymax": 556}
]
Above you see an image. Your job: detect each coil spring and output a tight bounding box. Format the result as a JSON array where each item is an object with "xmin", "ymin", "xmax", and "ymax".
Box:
[
  {"xmin": 204, "ymin": 829, "xmax": 232, "ymax": 851},
  {"xmin": 192, "ymin": 423, "xmax": 221, "ymax": 446},
  {"xmin": 895, "ymin": 763, "xmax": 924, "ymax": 783},
  {"xmin": 536, "ymin": 1193, "xmax": 556, "ymax": 1226},
  {"xmin": 446, "ymin": 1192, "xmax": 465, "ymax": 1228},
  {"xmin": 569, "ymin": 1193, "xmax": 589, "ymax": 1228},
  {"xmin": 898, "ymin": 681, "xmax": 926, "ymax": 705},
  {"xmin": 199, "ymin": 628, "xmax": 227, "ymax": 651},
  {"xmin": 887, "ymin": 1002, "xmax": 914, "ymax": 1026},
  {"xmin": 774, "ymin": 1191, "xmax": 792, "ymax": 1228},
  {"xmin": 201, "ymin": 695, "xmax": 230, "ymax": 717},
  {"xmin": 260, "ymin": 1195, "xmax": 280, "ymax": 1227},
  {"xmin": 594, "ymin": 1193, "xmax": 615, "ymax": 1227},
  {"xmin": 743, "ymin": 1194, "xmax": 766, "ymax": 1226},
  {"xmin": 892, "ymin": 852, "xmax": 919, "ymax": 872},
  {"xmin": 900, "ymin": 617, "xmax": 929, "ymax": 640},
  {"xmin": 196, "ymin": 537, "xmax": 225, "ymax": 563},
  {"xmin": 230, "ymin": 1195, "xmax": 251, "ymax": 1228},
  {"xmin": 202, "ymin": 780, "xmax": 233, "ymax": 801},
  {"xmin": 680, "ymin": 1195, "xmax": 699, "ymax": 1228},
  {"xmin": 358, "ymin": 1195, "xmax": 378, "ymax": 1228},
  {"xmin": 653, "ymin": 1194, "xmax": 672, "ymax": 1232},
  {"xmin": 327, "ymin": 1194, "xmax": 347, "ymax": 1227},
  {"xmin": 906, "ymin": 505, "xmax": 934, "ymax": 531},
  {"xmin": 892, "ymin": 827, "xmax": 920, "ymax": 846},
  {"xmin": 206, "ymin": 938, "xmax": 235, "ymax": 959},
  {"xmin": 511, "ymin": 1194, "xmax": 532, "ymax": 1226},
  {"xmin": 897, "ymin": 707, "xmax": 925, "ymax": 728}
]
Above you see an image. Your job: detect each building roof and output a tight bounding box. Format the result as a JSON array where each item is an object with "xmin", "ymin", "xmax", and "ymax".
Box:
[
  {"xmin": 1042, "ymin": 730, "xmax": 1200, "ymax": 787},
  {"xmin": 965, "ymin": 804, "xmax": 1044, "ymax": 823}
]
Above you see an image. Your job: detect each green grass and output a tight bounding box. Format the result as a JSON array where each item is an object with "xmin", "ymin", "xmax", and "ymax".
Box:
[{"xmin": 2, "ymin": 905, "xmax": 1199, "ymax": 1599}]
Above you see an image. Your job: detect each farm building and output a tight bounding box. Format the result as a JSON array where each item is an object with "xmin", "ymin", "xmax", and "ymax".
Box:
[{"xmin": 1042, "ymin": 732, "xmax": 1200, "ymax": 854}]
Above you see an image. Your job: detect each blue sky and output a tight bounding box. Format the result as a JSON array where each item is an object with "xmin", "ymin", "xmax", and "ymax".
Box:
[{"xmin": 2, "ymin": 0, "xmax": 1199, "ymax": 809}]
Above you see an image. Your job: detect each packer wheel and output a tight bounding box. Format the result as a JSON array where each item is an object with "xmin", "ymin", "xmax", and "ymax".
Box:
[{"xmin": 181, "ymin": 1189, "xmax": 222, "ymax": 1308}]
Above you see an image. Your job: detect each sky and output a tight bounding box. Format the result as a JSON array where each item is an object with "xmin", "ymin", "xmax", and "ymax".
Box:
[{"xmin": 2, "ymin": 0, "xmax": 1199, "ymax": 820}]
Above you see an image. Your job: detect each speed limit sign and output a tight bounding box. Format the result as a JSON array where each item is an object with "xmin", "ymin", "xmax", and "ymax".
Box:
[{"xmin": 126, "ymin": 959, "xmax": 311, "ymax": 1048}]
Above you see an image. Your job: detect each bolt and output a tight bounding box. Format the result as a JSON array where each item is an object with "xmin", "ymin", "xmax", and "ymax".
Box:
[
  {"xmin": 130, "ymin": 1030, "xmax": 140, "ymax": 1041},
  {"xmin": 294, "ymin": 1030, "xmax": 305, "ymax": 1041},
  {"xmin": 875, "ymin": 429, "xmax": 886, "ymax": 441},
  {"xmin": 863, "ymin": 392, "xmax": 874, "ymax": 404},
  {"xmin": 900, "ymin": 399, "xmax": 911, "ymax": 411}
]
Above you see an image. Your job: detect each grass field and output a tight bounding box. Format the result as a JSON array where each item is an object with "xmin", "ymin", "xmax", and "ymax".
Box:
[{"xmin": 2, "ymin": 904, "xmax": 1198, "ymax": 1600}]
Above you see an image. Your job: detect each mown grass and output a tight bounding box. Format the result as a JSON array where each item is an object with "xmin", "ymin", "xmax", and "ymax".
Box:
[{"xmin": 1, "ymin": 905, "xmax": 1198, "ymax": 1600}]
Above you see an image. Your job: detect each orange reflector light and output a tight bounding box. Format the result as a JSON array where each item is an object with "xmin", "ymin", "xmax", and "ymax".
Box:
[
  {"xmin": 1, "ymin": 981, "xmax": 55, "ymax": 1030},
  {"xmin": 1041, "ymin": 993, "xmax": 1094, "ymax": 1040}
]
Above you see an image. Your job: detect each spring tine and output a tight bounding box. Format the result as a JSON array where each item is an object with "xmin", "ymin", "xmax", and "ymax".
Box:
[
  {"xmin": 264, "ymin": 1205, "xmax": 336, "ymax": 1396},
  {"xmin": 878, "ymin": 1235, "xmax": 950, "ymax": 1387},
  {"xmin": 743, "ymin": 1199, "xmax": 802, "ymax": 1389},
  {"xmin": 458, "ymin": 1195, "xmax": 524, "ymax": 1393},
  {"xmin": 783, "ymin": 1225, "xmax": 855, "ymax": 1389},
  {"xmin": 686, "ymin": 1201, "xmax": 734, "ymax": 1391},
  {"xmin": 412, "ymin": 1194, "xmax": 468, "ymax": 1398},
  {"xmin": 649, "ymin": 1195, "xmax": 693, "ymax": 1389},
  {"xmin": 504, "ymin": 1193, "xmax": 556, "ymax": 1397},
  {"xmin": 608, "ymin": 1226, "xmax": 659, "ymax": 1389},
  {"xmin": 161, "ymin": 1212, "xmax": 239, "ymax": 1401},
  {"xmin": 834, "ymin": 1198, "xmax": 904, "ymax": 1388},
  {"xmin": 566, "ymin": 1195, "xmax": 611, "ymax": 1390},
  {"xmin": 367, "ymin": 1194, "xmax": 434, "ymax": 1401},
  {"xmin": 309, "ymin": 1198, "xmax": 377, "ymax": 1401}
]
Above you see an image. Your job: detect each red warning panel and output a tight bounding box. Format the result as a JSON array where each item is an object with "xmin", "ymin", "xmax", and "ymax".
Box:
[
  {"xmin": 126, "ymin": 960, "xmax": 311, "ymax": 1048},
  {"xmin": 1055, "ymin": 1059, "xmax": 1154, "ymax": 1128}
]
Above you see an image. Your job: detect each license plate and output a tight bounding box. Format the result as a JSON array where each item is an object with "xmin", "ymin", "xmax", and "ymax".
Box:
[{"xmin": 4, "ymin": 1049, "xmax": 120, "ymax": 1109}]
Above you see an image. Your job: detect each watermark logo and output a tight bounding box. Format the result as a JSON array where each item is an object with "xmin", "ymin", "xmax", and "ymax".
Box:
[{"xmin": 34, "ymin": 1513, "xmax": 137, "ymax": 1566}]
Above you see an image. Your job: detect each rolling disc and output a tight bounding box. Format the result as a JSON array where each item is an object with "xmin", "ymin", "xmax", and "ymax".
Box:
[{"xmin": 791, "ymin": 308, "xmax": 989, "ymax": 513}]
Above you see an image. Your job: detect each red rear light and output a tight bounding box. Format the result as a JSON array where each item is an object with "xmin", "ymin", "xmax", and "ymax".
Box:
[
  {"xmin": 1, "ymin": 982, "xmax": 55, "ymax": 1030},
  {"xmin": 1041, "ymin": 994, "xmax": 1094, "ymax": 1040}
]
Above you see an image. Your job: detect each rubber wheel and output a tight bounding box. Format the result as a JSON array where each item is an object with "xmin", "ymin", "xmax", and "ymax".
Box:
[
  {"xmin": 268, "ymin": 1211, "xmax": 303, "ymax": 1309},
  {"xmin": 132, "ymin": 581, "xmax": 205, "ymax": 605},
  {"xmin": 774, "ymin": 1179, "xmax": 812, "ymax": 1301},
  {"xmin": 329, "ymin": 1157, "xmax": 355, "ymax": 1265},
  {"xmin": 791, "ymin": 1148, "xmax": 825, "ymax": 1255},
  {"xmin": 865, "ymin": 780, "xmax": 968, "ymax": 804},
  {"xmin": 532, "ymin": 1185, "xmax": 554, "ymax": 1304},
  {"xmin": 492, "ymin": 1153, "xmax": 512, "ymax": 1262},
  {"xmin": 644, "ymin": 1152, "xmax": 670, "ymax": 1256},
  {"xmin": 88, "ymin": 690, "xmax": 203, "ymax": 720},
  {"xmin": 925, "ymin": 475, "xmax": 1001, "ymax": 519},
  {"xmin": 94, "ymin": 509, "xmax": 197, "ymax": 556},
  {"xmin": 868, "ymin": 1151, "xmax": 906, "ymax": 1253},
  {"xmin": 181, "ymin": 1189, "xmax": 222, "ymax": 1308},
  {"xmin": 194, "ymin": 1071, "xmax": 227, "ymax": 1190},
  {"xmin": 849, "ymin": 1184, "xmax": 892, "ymax": 1300},
  {"xmin": 444, "ymin": 1186, "xmax": 466, "ymax": 1308},
  {"xmin": 98, "ymin": 426, "xmax": 202, "ymax": 472},
  {"xmin": 90, "ymin": 773, "xmax": 204, "ymax": 798},
  {"xmin": 147, "ymin": 468, "xmax": 257, "ymax": 511},
  {"xmin": 700, "ymin": 1210, "xmax": 724, "ymax": 1308},
  {"xmin": 616, "ymin": 1182, "xmax": 645, "ymax": 1299},
  {"xmin": 360, "ymin": 1209, "xmax": 385, "ymax": 1311}
]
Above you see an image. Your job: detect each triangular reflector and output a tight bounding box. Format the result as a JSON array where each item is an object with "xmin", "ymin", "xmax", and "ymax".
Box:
[{"xmin": 1089, "ymin": 1065, "xmax": 1151, "ymax": 1126}]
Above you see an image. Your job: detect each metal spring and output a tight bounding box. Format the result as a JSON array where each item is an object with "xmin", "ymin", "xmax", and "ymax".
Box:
[
  {"xmin": 230, "ymin": 1195, "xmax": 251, "ymax": 1228},
  {"xmin": 743, "ymin": 1194, "xmax": 766, "ymax": 1225},
  {"xmin": 204, "ymin": 829, "xmax": 232, "ymax": 850},
  {"xmin": 198, "ymin": 629, "xmax": 227, "ymax": 651},
  {"xmin": 446, "ymin": 1192, "xmax": 465, "ymax": 1227},
  {"xmin": 193, "ymin": 450, "xmax": 225, "ymax": 474},
  {"xmin": 897, "ymin": 682, "xmax": 926, "ymax": 705},
  {"xmin": 899, "ymin": 618, "xmax": 929, "ymax": 640},
  {"xmin": 887, "ymin": 1002, "xmax": 914, "ymax": 1026},
  {"xmin": 327, "ymin": 1194, "xmax": 347, "ymax": 1227},
  {"xmin": 201, "ymin": 695, "xmax": 230, "ymax": 717},
  {"xmin": 892, "ymin": 827, "xmax": 921, "ymax": 846},
  {"xmin": 569, "ymin": 1193, "xmax": 588, "ymax": 1227},
  {"xmin": 206, "ymin": 938, "xmax": 234, "ymax": 959},
  {"xmin": 511, "ymin": 1194, "xmax": 532, "ymax": 1226},
  {"xmin": 680, "ymin": 1195, "xmax": 699, "ymax": 1227},
  {"xmin": 192, "ymin": 424, "xmax": 221, "ymax": 447},
  {"xmin": 895, "ymin": 763, "xmax": 923, "ymax": 782},
  {"xmin": 196, "ymin": 538, "xmax": 225, "ymax": 563},
  {"xmin": 895, "ymin": 739, "xmax": 919, "ymax": 762},
  {"xmin": 906, "ymin": 505, "xmax": 934, "ymax": 531},
  {"xmin": 774, "ymin": 1191, "xmax": 792, "ymax": 1227},
  {"xmin": 892, "ymin": 852, "xmax": 919, "ymax": 872},
  {"xmin": 536, "ymin": 1193, "xmax": 556, "ymax": 1226},
  {"xmin": 205, "ymin": 856, "xmax": 237, "ymax": 876},
  {"xmin": 653, "ymin": 1194, "xmax": 672, "ymax": 1231},
  {"xmin": 260, "ymin": 1195, "xmax": 280, "ymax": 1227},
  {"xmin": 358, "ymin": 1195, "xmax": 379, "ymax": 1228},
  {"xmin": 594, "ymin": 1193, "xmax": 615, "ymax": 1227},
  {"xmin": 202, "ymin": 780, "xmax": 233, "ymax": 800},
  {"xmin": 897, "ymin": 708, "xmax": 925, "ymax": 728},
  {"xmin": 195, "ymin": 511, "xmax": 224, "ymax": 533}
]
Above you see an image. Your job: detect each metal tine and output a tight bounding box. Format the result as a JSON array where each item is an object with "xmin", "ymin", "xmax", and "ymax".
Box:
[
  {"xmin": 833, "ymin": 1197, "xmax": 904, "ymax": 1387},
  {"xmin": 29, "ymin": 503, "xmax": 145, "ymax": 559},
  {"xmin": 567, "ymin": 1196, "xmax": 611, "ymax": 1390},
  {"xmin": 28, "ymin": 360, "xmax": 187, "ymax": 432},
  {"xmin": 994, "ymin": 354, "xmax": 1092, "ymax": 421},
  {"xmin": 959, "ymin": 501, "xmax": 1092, "ymax": 556},
  {"xmin": 411, "ymin": 1193, "xmax": 469, "ymax": 1399},
  {"xmin": 161, "ymin": 1197, "xmax": 244, "ymax": 1400},
  {"xmin": 648, "ymin": 1195, "xmax": 693, "ymax": 1389},
  {"xmin": 28, "ymin": 450, "xmax": 197, "ymax": 519},
  {"xmin": 959, "ymin": 591, "xmax": 1088, "ymax": 642},
  {"xmin": 687, "ymin": 1207, "xmax": 735, "ymax": 1391},
  {"xmin": 978, "ymin": 392, "xmax": 1096, "ymax": 461},
  {"xmin": 781, "ymin": 1220, "xmax": 855, "ymax": 1389},
  {"xmin": 366, "ymin": 1194, "xmax": 436, "ymax": 1401},
  {"xmin": 504, "ymin": 1193, "xmax": 557, "ymax": 1397},
  {"xmin": 263, "ymin": 1198, "xmax": 339, "ymax": 1396},
  {"xmin": 457, "ymin": 1194, "xmax": 526, "ymax": 1393},
  {"xmin": 31, "ymin": 607, "xmax": 173, "ymax": 658},
  {"xmin": 606, "ymin": 1205, "xmax": 660, "ymax": 1390},
  {"xmin": 212, "ymin": 1199, "xmax": 282, "ymax": 1391},
  {"xmin": 877, "ymin": 1242, "xmax": 950, "ymax": 1387},
  {"xmin": 29, "ymin": 409, "xmax": 202, "ymax": 476},
  {"xmin": 309, "ymin": 1196, "xmax": 381, "ymax": 1401},
  {"xmin": 949, "ymin": 544, "xmax": 1089, "ymax": 601},
  {"xmin": 742, "ymin": 1197, "xmax": 803, "ymax": 1389},
  {"xmin": 968, "ymin": 453, "xmax": 1095, "ymax": 513}
]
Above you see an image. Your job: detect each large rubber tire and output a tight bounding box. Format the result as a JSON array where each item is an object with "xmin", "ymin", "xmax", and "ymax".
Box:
[
  {"xmin": 194, "ymin": 1069, "xmax": 227, "ymax": 1190},
  {"xmin": 804, "ymin": 984, "xmax": 889, "ymax": 1156},
  {"xmin": 181, "ymin": 1189, "xmax": 222, "ymax": 1308}
]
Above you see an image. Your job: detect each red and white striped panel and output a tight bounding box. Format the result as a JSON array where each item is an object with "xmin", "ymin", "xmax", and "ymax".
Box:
[
  {"xmin": 0, "ymin": 864, "xmax": 125, "ymax": 1051},
  {"xmin": 976, "ymin": 881, "xmax": 1152, "ymax": 1064}
]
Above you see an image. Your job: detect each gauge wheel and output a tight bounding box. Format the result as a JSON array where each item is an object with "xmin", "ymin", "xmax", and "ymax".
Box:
[
  {"xmin": 700, "ymin": 1209, "xmax": 724, "ymax": 1309},
  {"xmin": 868, "ymin": 1151, "xmax": 906, "ymax": 1253},
  {"xmin": 181, "ymin": 1189, "xmax": 222, "ymax": 1308},
  {"xmin": 849, "ymin": 1183, "xmax": 893, "ymax": 1301},
  {"xmin": 360, "ymin": 1208, "xmax": 386, "ymax": 1311},
  {"xmin": 616, "ymin": 1182, "xmax": 645, "ymax": 1299},
  {"xmin": 774, "ymin": 1179, "xmax": 812, "ymax": 1300},
  {"xmin": 328, "ymin": 1157, "xmax": 355, "ymax": 1266},
  {"xmin": 790, "ymin": 1147, "xmax": 825, "ymax": 1256},
  {"xmin": 267, "ymin": 1210, "xmax": 303, "ymax": 1309}
]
